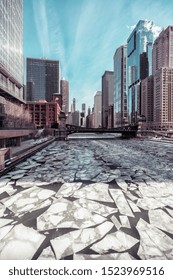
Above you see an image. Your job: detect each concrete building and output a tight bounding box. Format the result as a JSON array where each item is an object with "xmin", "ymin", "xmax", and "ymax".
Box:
[
  {"xmin": 102, "ymin": 71, "xmax": 114, "ymax": 128},
  {"xmin": 26, "ymin": 58, "xmax": 60, "ymax": 102},
  {"xmin": 26, "ymin": 100, "xmax": 61, "ymax": 129},
  {"xmin": 60, "ymin": 78, "xmax": 69, "ymax": 115},
  {"xmin": 153, "ymin": 68, "xmax": 173, "ymax": 130},
  {"xmin": 0, "ymin": 0, "xmax": 32, "ymax": 129},
  {"xmin": 94, "ymin": 91, "xmax": 102, "ymax": 128},
  {"xmin": 81, "ymin": 103, "xmax": 86, "ymax": 127},
  {"xmin": 141, "ymin": 75, "xmax": 154, "ymax": 129},
  {"xmin": 71, "ymin": 111, "xmax": 80, "ymax": 126},
  {"xmin": 71, "ymin": 98, "xmax": 76, "ymax": 113},
  {"xmin": 127, "ymin": 20, "xmax": 155, "ymax": 125},
  {"xmin": 152, "ymin": 26, "xmax": 173, "ymax": 75},
  {"xmin": 114, "ymin": 45, "xmax": 127, "ymax": 127}
]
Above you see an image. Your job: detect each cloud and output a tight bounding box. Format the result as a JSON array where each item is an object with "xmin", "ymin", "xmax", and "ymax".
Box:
[
  {"xmin": 32, "ymin": 0, "xmax": 50, "ymax": 57},
  {"xmin": 126, "ymin": 25, "xmax": 136, "ymax": 31}
]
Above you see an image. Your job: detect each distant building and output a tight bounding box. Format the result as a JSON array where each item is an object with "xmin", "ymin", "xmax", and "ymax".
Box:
[
  {"xmin": 71, "ymin": 98, "xmax": 76, "ymax": 113},
  {"xmin": 72, "ymin": 111, "xmax": 80, "ymax": 126},
  {"xmin": 102, "ymin": 71, "xmax": 114, "ymax": 128},
  {"xmin": 26, "ymin": 58, "xmax": 60, "ymax": 102},
  {"xmin": 81, "ymin": 103, "xmax": 86, "ymax": 127},
  {"xmin": 114, "ymin": 45, "xmax": 127, "ymax": 127},
  {"xmin": 94, "ymin": 91, "xmax": 102, "ymax": 128},
  {"xmin": 127, "ymin": 20, "xmax": 155, "ymax": 125},
  {"xmin": 60, "ymin": 78, "xmax": 69, "ymax": 115}
]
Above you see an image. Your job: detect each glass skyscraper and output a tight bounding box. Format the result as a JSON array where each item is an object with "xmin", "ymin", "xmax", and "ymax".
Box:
[
  {"xmin": 0, "ymin": 0, "xmax": 23, "ymax": 100},
  {"xmin": 26, "ymin": 58, "xmax": 60, "ymax": 102},
  {"xmin": 114, "ymin": 45, "xmax": 127, "ymax": 128},
  {"xmin": 127, "ymin": 20, "xmax": 154, "ymax": 124}
]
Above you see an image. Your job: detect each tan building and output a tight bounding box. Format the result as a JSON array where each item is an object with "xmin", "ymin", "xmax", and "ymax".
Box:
[
  {"xmin": 153, "ymin": 68, "xmax": 173, "ymax": 130},
  {"xmin": 152, "ymin": 26, "xmax": 173, "ymax": 75},
  {"xmin": 60, "ymin": 78, "xmax": 69, "ymax": 115},
  {"xmin": 26, "ymin": 100, "xmax": 61, "ymax": 129},
  {"xmin": 141, "ymin": 26, "xmax": 173, "ymax": 130},
  {"xmin": 152, "ymin": 26, "xmax": 173, "ymax": 130}
]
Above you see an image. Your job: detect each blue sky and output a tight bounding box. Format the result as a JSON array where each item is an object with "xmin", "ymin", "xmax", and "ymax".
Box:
[{"xmin": 24, "ymin": 0, "xmax": 173, "ymax": 111}]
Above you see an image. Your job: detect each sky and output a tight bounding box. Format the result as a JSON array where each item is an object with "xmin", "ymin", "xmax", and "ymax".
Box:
[{"xmin": 23, "ymin": 0, "xmax": 173, "ymax": 111}]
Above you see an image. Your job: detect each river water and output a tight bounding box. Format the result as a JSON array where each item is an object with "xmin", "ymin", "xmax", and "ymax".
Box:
[{"xmin": 0, "ymin": 135, "xmax": 173, "ymax": 259}]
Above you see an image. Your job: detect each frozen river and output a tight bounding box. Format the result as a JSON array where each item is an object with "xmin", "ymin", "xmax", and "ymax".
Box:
[{"xmin": 0, "ymin": 136, "xmax": 173, "ymax": 259}]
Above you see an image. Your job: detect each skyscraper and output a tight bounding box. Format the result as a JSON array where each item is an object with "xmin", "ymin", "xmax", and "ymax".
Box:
[
  {"xmin": 71, "ymin": 98, "xmax": 76, "ymax": 112},
  {"xmin": 82, "ymin": 103, "xmax": 86, "ymax": 117},
  {"xmin": 127, "ymin": 20, "xmax": 155, "ymax": 124},
  {"xmin": 0, "ymin": 0, "xmax": 31, "ymax": 128},
  {"xmin": 102, "ymin": 71, "xmax": 114, "ymax": 128},
  {"xmin": 26, "ymin": 58, "xmax": 60, "ymax": 102},
  {"xmin": 152, "ymin": 26, "xmax": 173, "ymax": 75},
  {"xmin": 114, "ymin": 45, "xmax": 127, "ymax": 127},
  {"xmin": 152, "ymin": 26, "xmax": 173, "ymax": 130},
  {"xmin": 94, "ymin": 91, "xmax": 102, "ymax": 128},
  {"xmin": 60, "ymin": 78, "xmax": 69, "ymax": 115}
]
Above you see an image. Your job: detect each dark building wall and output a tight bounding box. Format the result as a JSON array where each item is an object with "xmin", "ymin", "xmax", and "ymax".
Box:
[{"xmin": 26, "ymin": 58, "xmax": 59, "ymax": 102}]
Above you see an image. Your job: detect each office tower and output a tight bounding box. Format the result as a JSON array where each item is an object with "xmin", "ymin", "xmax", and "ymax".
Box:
[
  {"xmin": 94, "ymin": 91, "xmax": 102, "ymax": 128},
  {"xmin": 127, "ymin": 20, "xmax": 155, "ymax": 125},
  {"xmin": 0, "ymin": 0, "xmax": 31, "ymax": 128},
  {"xmin": 60, "ymin": 78, "xmax": 69, "ymax": 115},
  {"xmin": 81, "ymin": 103, "xmax": 86, "ymax": 127},
  {"xmin": 141, "ymin": 75, "xmax": 154, "ymax": 129},
  {"xmin": 152, "ymin": 26, "xmax": 173, "ymax": 75},
  {"xmin": 151, "ymin": 26, "xmax": 173, "ymax": 130},
  {"xmin": 102, "ymin": 71, "xmax": 114, "ymax": 128},
  {"xmin": 72, "ymin": 111, "xmax": 80, "ymax": 126},
  {"xmin": 114, "ymin": 45, "xmax": 127, "ymax": 127},
  {"xmin": 82, "ymin": 103, "xmax": 86, "ymax": 116},
  {"xmin": 71, "ymin": 98, "xmax": 76, "ymax": 112},
  {"xmin": 26, "ymin": 58, "xmax": 60, "ymax": 102}
]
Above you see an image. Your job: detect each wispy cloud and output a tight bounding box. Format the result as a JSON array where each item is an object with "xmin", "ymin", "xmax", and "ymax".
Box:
[{"xmin": 32, "ymin": 0, "xmax": 50, "ymax": 57}]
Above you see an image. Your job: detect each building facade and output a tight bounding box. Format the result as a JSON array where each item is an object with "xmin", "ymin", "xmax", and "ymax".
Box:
[
  {"xmin": 60, "ymin": 78, "xmax": 69, "ymax": 115},
  {"xmin": 114, "ymin": 45, "xmax": 127, "ymax": 127},
  {"xmin": 127, "ymin": 20, "xmax": 154, "ymax": 125},
  {"xmin": 0, "ymin": 0, "xmax": 32, "ymax": 128},
  {"xmin": 26, "ymin": 100, "xmax": 61, "ymax": 129},
  {"xmin": 94, "ymin": 91, "xmax": 102, "ymax": 128},
  {"xmin": 141, "ymin": 75, "xmax": 154, "ymax": 129},
  {"xmin": 152, "ymin": 26, "xmax": 173, "ymax": 75},
  {"xmin": 152, "ymin": 26, "xmax": 173, "ymax": 130},
  {"xmin": 26, "ymin": 58, "xmax": 60, "ymax": 102},
  {"xmin": 102, "ymin": 71, "xmax": 114, "ymax": 128}
]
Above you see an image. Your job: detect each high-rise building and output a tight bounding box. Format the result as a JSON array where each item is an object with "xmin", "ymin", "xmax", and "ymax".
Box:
[
  {"xmin": 152, "ymin": 26, "xmax": 173, "ymax": 130},
  {"xmin": 82, "ymin": 103, "xmax": 86, "ymax": 116},
  {"xmin": 141, "ymin": 75, "xmax": 154, "ymax": 129},
  {"xmin": 26, "ymin": 58, "xmax": 60, "ymax": 102},
  {"xmin": 152, "ymin": 26, "xmax": 173, "ymax": 75},
  {"xmin": 71, "ymin": 98, "xmax": 76, "ymax": 113},
  {"xmin": 60, "ymin": 78, "xmax": 69, "ymax": 115},
  {"xmin": 127, "ymin": 20, "xmax": 155, "ymax": 124},
  {"xmin": 72, "ymin": 110, "xmax": 80, "ymax": 126},
  {"xmin": 94, "ymin": 91, "xmax": 102, "ymax": 128},
  {"xmin": 114, "ymin": 45, "xmax": 127, "ymax": 127},
  {"xmin": 102, "ymin": 71, "xmax": 114, "ymax": 128},
  {"xmin": 0, "ymin": 0, "xmax": 32, "ymax": 129}
]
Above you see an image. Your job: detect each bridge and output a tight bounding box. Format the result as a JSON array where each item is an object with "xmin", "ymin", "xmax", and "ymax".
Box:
[{"xmin": 65, "ymin": 124, "xmax": 138, "ymax": 138}]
